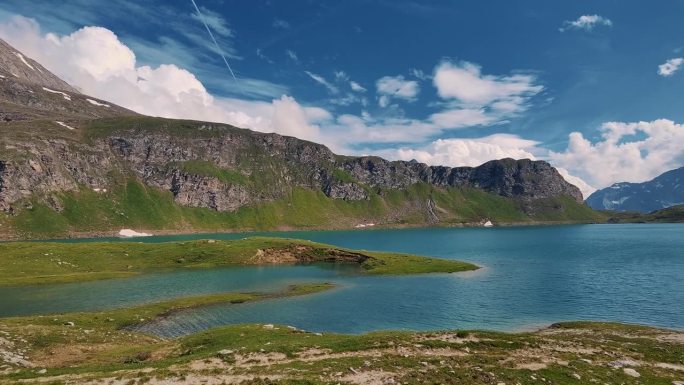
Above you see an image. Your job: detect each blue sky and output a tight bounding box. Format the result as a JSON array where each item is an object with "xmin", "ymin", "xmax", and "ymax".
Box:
[{"xmin": 1, "ymin": 0, "xmax": 683, "ymax": 194}]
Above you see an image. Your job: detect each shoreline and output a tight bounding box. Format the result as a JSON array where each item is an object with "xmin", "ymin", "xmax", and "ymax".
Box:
[{"xmin": 0, "ymin": 219, "xmax": 609, "ymax": 242}]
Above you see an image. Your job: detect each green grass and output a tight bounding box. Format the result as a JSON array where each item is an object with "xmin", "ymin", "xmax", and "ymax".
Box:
[
  {"xmin": 361, "ymin": 251, "xmax": 476, "ymax": 275},
  {"xmin": 83, "ymin": 116, "xmax": 243, "ymax": 139},
  {"xmin": 0, "ymin": 237, "xmax": 478, "ymax": 285},
  {"xmin": 1, "ymin": 312, "xmax": 681, "ymax": 384},
  {"xmin": 1, "ymin": 283, "xmax": 334, "ymax": 331},
  {"xmin": 3, "ymin": 176, "xmax": 602, "ymax": 239},
  {"xmin": 525, "ymin": 196, "xmax": 607, "ymax": 222},
  {"xmin": 170, "ymin": 160, "xmax": 248, "ymax": 185},
  {"xmin": 331, "ymin": 168, "xmax": 355, "ymax": 183}
]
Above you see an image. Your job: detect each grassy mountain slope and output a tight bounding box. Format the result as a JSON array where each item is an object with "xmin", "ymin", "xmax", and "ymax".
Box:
[{"xmin": 0, "ymin": 176, "xmax": 604, "ymax": 240}]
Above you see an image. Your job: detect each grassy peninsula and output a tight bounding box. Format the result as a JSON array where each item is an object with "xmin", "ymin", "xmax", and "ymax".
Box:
[{"xmin": 0, "ymin": 237, "xmax": 478, "ymax": 285}]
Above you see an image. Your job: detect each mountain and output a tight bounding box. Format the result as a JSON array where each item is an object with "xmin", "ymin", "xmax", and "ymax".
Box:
[
  {"xmin": 0, "ymin": 39, "xmax": 601, "ymax": 239},
  {"xmin": 586, "ymin": 167, "xmax": 684, "ymax": 213}
]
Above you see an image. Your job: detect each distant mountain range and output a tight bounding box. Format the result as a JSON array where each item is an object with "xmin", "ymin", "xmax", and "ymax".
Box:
[
  {"xmin": 586, "ymin": 167, "xmax": 684, "ymax": 213},
  {"xmin": 0, "ymin": 38, "xmax": 601, "ymax": 239}
]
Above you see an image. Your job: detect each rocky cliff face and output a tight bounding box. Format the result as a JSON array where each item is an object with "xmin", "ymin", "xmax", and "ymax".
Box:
[
  {"xmin": 0, "ymin": 39, "xmax": 588, "ymax": 233},
  {"xmin": 0, "ymin": 118, "xmax": 582, "ymax": 214},
  {"xmin": 341, "ymin": 156, "xmax": 582, "ymax": 203}
]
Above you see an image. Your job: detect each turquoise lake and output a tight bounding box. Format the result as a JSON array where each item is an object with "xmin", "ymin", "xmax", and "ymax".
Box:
[{"xmin": 1, "ymin": 224, "xmax": 682, "ymax": 336}]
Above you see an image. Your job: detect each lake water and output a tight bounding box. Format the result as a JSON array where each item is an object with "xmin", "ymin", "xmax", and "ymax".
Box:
[{"xmin": 1, "ymin": 224, "xmax": 682, "ymax": 337}]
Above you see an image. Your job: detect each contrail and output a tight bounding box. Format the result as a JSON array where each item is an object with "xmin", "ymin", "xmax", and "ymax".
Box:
[{"xmin": 189, "ymin": 0, "xmax": 239, "ymax": 84}]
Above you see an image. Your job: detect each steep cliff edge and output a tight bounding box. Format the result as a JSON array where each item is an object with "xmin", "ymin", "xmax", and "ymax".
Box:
[{"xmin": 0, "ymin": 40, "xmax": 600, "ymax": 238}]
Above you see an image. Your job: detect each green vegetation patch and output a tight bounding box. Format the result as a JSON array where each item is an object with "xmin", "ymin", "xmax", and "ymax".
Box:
[
  {"xmin": 3, "ymin": 176, "xmax": 604, "ymax": 240},
  {"xmin": 1, "ymin": 314, "xmax": 681, "ymax": 385},
  {"xmin": 331, "ymin": 168, "xmax": 355, "ymax": 183},
  {"xmin": 0, "ymin": 237, "xmax": 478, "ymax": 285},
  {"xmin": 170, "ymin": 160, "xmax": 248, "ymax": 185}
]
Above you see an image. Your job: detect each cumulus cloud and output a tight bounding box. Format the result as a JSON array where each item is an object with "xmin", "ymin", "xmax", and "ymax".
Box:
[
  {"xmin": 658, "ymin": 57, "xmax": 683, "ymax": 77},
  {"xmin": 549, "ymin": 119, "xmax": 684, "ymax": 189},
  {"xmin": 376, "ymin": 75, "xmax": 419, "ymax": 106},
  {"xmin": 317, "ymin": 62, "xmax": 544, "ymax": 149},
  {"xmin": 429, "ymin": 61, "xmax": 543, "ymax": 129},
  {"xmin": 560, "ymin": 15, "xmax": 612, "ymax": 32},
  {"xmin": 433, "ymin": 61, "xmax": 542, "ymax": 107},
  {"xmin": 0, "ymin": 15, "xmax": 324, "ymax": 143}
]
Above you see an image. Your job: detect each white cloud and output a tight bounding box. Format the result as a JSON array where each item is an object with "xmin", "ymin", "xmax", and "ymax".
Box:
[
  {"xmin": 334, "ymin": 70, "xmax": 349, "ymax": 82},
  {"xmin": 304, "ymin": 70, "xmax": 339, "ymax": 94},
  {"xmin": 350, "ymin": 81, "xmax": 366, "ymax": 92},
  {"xmin": 285, "ymin": 49, "xmax": 299, "ymax": 63},
  {"xmin": 560, "ymin": 15, "xmax": 612, "ymax": 32},
  {"xmin": 433, "ymin": 61, "xmax": 542, "ymax": 108},
  {"xmin": 410, "ymin": 68, "xmax": 429, "ymax": 80},
  {"xmin": 549, "ymin": 119, "xmax": 684, "ymax": 189},
  {"xmin": 658, "ymin": 57, "xmax": 683, "ymax": 77},
  {"xmin": 429, "ymin": 108, "xmax": 497, "ymax": 129},
  {"xmin": 375, "ymin": 75, "xmax": 419, "ymax": 106},
  {"xmin": 190, "ymin": 6, "xmax": 233, "ymax": 38}
]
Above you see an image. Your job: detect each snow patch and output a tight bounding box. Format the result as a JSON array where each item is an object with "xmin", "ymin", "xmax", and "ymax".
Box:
[
  {"xmin": 0, "ymin": 74, "xmax": 5, "ymax": 79},
  {"xmin": 93, "ymin": 188, "xmax": 107, "ymax": 193},
  {"xmin": 54, "ymin": 121, "xmax": 76, "ymax": 130},
  {"xmin": 42, "ymin": 87, "xmax": 71, "ymax": 101},
  {"xmin": 86, "ymin": 98, "xmax": 110, "ymax": 107},
  {"xmin": 14, "ymin": 52, "xmax": 34, "ymax": 70},
  {"xmin": 118, "ymin": 229, "xmax": 152, "ymax": 238},
  {"xmin": 354, "ymin": 223, "xmax": 376, "ymax": 228}
]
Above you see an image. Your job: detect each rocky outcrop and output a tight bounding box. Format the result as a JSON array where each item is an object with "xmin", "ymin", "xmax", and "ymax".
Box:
[
  {"xmin": 341, "ymin": 157, "xmax": 583, "ymax": 203},
  {"xmin": 170, "ymin": 171, "xmax": 251, "ymax": 211},
  {"xmin": 323, "ymin": 182, "xmax": 368, "ymax": 201}
]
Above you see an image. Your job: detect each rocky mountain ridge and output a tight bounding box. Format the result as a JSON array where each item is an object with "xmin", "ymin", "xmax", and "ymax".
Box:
[
  {"xmin": 586, "ymin": 167, "xmax": 684, "ymax": 212},
  {"xmin": 0, "ymin": 39, "xmax": 595, "ymax": 237}
]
